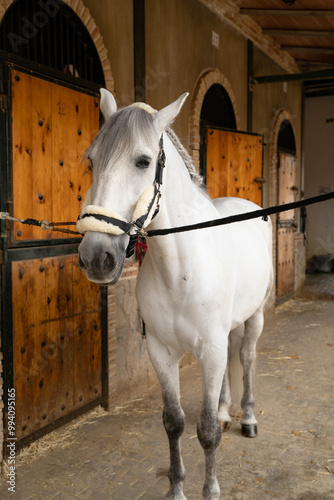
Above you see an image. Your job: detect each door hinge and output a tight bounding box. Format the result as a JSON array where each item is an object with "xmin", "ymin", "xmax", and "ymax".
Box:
[
  {"xmin": 0, "ymin": 94, "xmax": 8, "ymax": 113},
  {"xmin": 254, "ymin": 177, "xmax": 266, "ymax": 184}
]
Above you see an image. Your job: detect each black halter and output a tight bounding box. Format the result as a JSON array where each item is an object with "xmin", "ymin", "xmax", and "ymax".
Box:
[{"xmin": 77, "ymin": 134, "xmax": 166, "ymax": 258}]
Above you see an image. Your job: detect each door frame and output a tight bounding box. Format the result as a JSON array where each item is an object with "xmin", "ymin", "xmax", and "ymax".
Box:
[
  {"xmin": 0, "ymin": 59, "xmax": 108, "ymax": 450},
  {"xmin": 276, "ymin": 149, "xmax": 297, "ymax": 303}
]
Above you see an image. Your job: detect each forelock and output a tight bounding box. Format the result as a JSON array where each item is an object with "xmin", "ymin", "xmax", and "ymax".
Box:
[{"xmin": 86, "ymin": 106, "xmax": 157, "ymax": 167}]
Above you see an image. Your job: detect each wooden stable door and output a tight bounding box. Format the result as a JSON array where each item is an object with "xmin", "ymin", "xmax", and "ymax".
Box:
[
  {"xmin": 6, "ymin": 69, "xmax": 102, "ymax": 443},
  {"xmin": 206, "ymin": 129, "xmax": 263, "ymax": 205},
  {"xmin": 11, "ymin": 70, "xmax": 95, "ymax": 241},
  {"xmin": 277, "ymin": 153, "xmax": 297, "ymax": 299},
  {"xmin": 12, "ymin": 255, "xmax": 101, "ymax": 439}
]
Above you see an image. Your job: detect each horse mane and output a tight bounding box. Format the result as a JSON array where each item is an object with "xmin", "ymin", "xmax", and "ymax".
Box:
[
  {"xmin": 165, "ymin": 128, "xmax": 204, "ymax": 187},
  {"xmin": 86, "ymin": 105, "xmax": 204, "ymax": 188}
]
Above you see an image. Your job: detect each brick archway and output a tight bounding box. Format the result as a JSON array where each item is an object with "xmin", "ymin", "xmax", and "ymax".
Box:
[
  {"xmin": 188, "ymin": 68, "xmax": 241, "ymax": 172},
  {"xmin": 0, "ymin": 0, "xmax": 114, "ymax": 92}
]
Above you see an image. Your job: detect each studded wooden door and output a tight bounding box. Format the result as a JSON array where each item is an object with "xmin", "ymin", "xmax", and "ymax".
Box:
[
  {"xmin": 11, "ymin": 70, "xmax": 95, "ymax": 242},
  {"xmin": 205, "ymin": 129, "xmax": 263, "ymax": 205},
  {"xmin": 5, "ymin": 69, "xmax": 102, "ymax": 443},
  {"xmin": 277, "ymin": 153, "xmax": 297, "ymax": 299}
]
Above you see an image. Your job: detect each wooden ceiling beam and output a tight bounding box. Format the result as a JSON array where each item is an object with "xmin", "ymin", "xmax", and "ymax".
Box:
[
  {"xmin": 198, "ymin": 0, "xmax": 299, "ymax": 73},
  {"xmin": 240, "ymin": 9, "xmax": 334, "ymax": 17},
  {"xmin": 282, "ymin": 46, "xmax": 334, "ymax": 54},
  {"xmin": 297, "ymin": 60, "xmax": 334, "ymax": 67},
  {"xmin": 263, "ymin": 29, "xmax": 334, "ymax": 37}
]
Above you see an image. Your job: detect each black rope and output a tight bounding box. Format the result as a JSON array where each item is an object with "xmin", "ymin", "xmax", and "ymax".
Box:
[
  {"xmin": 4, "ymin": 191, "xmax": 334, "ymax": 238},
  {"xmin": 146, "ymin": 191, "xmax": 334, "ymax": 238}
]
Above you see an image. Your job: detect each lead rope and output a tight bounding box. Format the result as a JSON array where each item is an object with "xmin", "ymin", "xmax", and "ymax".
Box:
[
  {"xmin": 143, "ymin": 191, "xmax": 334, "ymax": 237},
  {"xmin": 0, "ymin": 213, "xmax": 79, "ymax": 235},
  {"xmin": 2, "ymin": 191, "xmax": 334, "ymax": 239}
]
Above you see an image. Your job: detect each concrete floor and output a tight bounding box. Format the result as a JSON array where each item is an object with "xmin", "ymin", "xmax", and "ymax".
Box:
[{"xmin": 1, "ymin": 274, "xmax": 334, "ymax": 499}]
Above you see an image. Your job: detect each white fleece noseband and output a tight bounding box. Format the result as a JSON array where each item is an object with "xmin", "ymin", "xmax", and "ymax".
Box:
[{"xmin": 76, "ymin": 184, "xmax": 158, "ymax": 236}]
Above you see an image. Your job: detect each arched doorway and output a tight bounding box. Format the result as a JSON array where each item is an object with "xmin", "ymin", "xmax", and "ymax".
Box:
[
  {"xmin": 276, "ymin": 119, "xmax": 297, "ymax": 300},
  {"xmin": 200, "ymin": 83, "xmax": 237, "ymax": 183},
  {"xmin": 200, "ymin": 83, "xmax": 237, "ymax": 130},
  {"xmin": 0, "ymin": 0, "xmax": 110, "ymax": 448}
]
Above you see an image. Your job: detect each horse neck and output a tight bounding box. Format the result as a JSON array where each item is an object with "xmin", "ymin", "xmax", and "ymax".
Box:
[
  {"xmin": 145, "ymin": 134, "xmax": 217, "ymax": 272},
  {"xmin": 150, "ymin": 135, "xmax": 204, "ymax": 228}
]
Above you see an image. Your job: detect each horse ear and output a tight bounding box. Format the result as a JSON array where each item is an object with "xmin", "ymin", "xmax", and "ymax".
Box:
[
  {"xmin": 99, "ymin": 88, "xmax": 117, "ymax": 120},
  {"xmin": 154, "ymin": 93, "xmax": 189, "ymax": 132}
]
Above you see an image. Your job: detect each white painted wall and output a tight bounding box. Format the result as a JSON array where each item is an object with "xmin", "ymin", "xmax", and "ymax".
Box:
[{"xmin": 304, "ymin": 95, "xmax": 334, "ymax": 260}]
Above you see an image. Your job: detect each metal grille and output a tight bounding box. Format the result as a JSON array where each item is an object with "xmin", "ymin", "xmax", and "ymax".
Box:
[{"xmin": 0, "ymin": 0, "xmax": 104, "ymax": 86}]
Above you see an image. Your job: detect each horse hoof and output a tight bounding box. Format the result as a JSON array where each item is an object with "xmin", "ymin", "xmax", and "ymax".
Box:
[
  {"xmin": 221, "ymin": 421, "xmax": 231, "ymax": 432},
  {"xmin": 241, "ymin": 423, "xmax": 257, "ymax": 438}
]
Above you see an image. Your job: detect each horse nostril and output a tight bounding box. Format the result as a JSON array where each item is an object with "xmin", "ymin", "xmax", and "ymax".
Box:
[
  {"xmin": 78, "ymin": 255, "xmax": 87, "ymax": 270},
  {"xmin": 102, "ymin": 252, "xmax": 115, "ymax": 273}
]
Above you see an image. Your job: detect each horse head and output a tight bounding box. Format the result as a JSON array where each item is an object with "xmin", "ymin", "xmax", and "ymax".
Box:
[{"xmin": 77, "ymin": 88, "xmax": 188, "ymax": 284}]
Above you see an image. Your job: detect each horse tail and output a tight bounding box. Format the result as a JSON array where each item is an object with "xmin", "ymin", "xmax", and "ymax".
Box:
[{"xmin": 229, "ymin": 324, "xmax": 244, "ymax": 410}]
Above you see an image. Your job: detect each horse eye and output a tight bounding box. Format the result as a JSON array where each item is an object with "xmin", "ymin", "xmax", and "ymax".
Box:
[{"xmin": 136, "ymin": 156, "xmax": 151, "ymax": 169}]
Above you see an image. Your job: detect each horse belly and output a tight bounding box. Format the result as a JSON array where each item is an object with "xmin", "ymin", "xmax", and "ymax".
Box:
[{"xmin": 230, "ymin": 231, "xmax": 272, "ymax": 327}]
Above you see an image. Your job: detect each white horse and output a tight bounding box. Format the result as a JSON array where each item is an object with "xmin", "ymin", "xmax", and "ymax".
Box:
[{"xmin": 77, "ymin": 89, "xmax": 273, "ymax": 500}]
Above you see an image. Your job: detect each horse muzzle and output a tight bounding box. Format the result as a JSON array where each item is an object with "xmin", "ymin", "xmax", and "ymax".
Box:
[{"xmin": 78, "ymin": 231, "xmax": 127, "ymax": 285}]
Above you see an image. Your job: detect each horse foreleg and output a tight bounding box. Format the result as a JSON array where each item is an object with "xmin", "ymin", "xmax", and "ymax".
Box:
[
  {"xmin": 196, "ymin": 341, "xmax": 227, "ymax": 500},
  {"xmin": 240, "ymin": 309, "xmax": 264, "ymax": 438},
  {"xmin": 146, "ymin": 334, "xmax": 187, "ymax": 500}
]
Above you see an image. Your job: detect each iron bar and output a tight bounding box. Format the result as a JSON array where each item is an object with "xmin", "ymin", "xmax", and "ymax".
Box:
[
  {"xmin": 78, "ymin": 32, "xmax": 82, "ymax": 78},
  {"xmin": 60, "ymin": 12, "xmax": 64, "ymax": 71},
  {"xmin": 65, "ymin": 14, "xmax": 70, "ymax": 71},
  {"xmin": 253, "ymin": 68, "xmax": 334, "ymax": 84},
  {"xmin": 83, "ymin": 43, "xmax": 88, "ymax": 80},
  {"xmin": 71, "ymin": 21, "xmax": 76, "ymax": 77},
  {"xmin": 133, "ymin": 0, "xmax": 146, "ymax": 102},
  {"xmin": 247, "ymin": 40, "xmax": 253, "ymax": 132}
]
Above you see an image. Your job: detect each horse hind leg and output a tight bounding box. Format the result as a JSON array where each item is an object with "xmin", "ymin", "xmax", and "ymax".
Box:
[
  {"xmin": 240, "ymin": 309, "xmax": 264, "ymax": 438},
  {"xmin": 146, "ymin": 334, "xmax": 187, "ymax": 500},
  {"xmin": 218, "ymin": 324, "xmax": 244, "ymax": 432}
]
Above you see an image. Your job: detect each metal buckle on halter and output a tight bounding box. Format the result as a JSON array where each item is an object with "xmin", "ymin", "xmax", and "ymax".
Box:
[
  {"xmin": 153, "ymin": 185, "xmax": 162, "ymax": 215},
  {"xmin": 127, "ymin": 222, "xmax": 147, "ymax": 238}
]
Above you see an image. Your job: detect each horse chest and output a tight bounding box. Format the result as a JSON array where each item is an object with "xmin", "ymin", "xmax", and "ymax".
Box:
[{"xmin": 137, "ymin": 269, "xmax": 232, "ymax": 354}]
